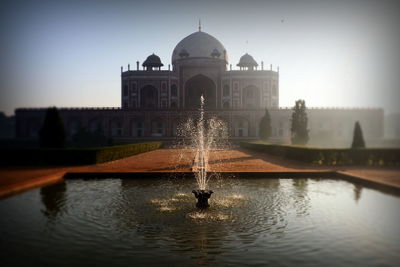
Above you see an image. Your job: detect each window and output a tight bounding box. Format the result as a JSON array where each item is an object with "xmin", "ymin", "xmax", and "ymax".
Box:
[
  {"xmin": 131, "ymin": 82, "xmax": 137, "ymax": 95},
  {"xmin": 117, "ymin": 123, "xmax": 122, "ymax": 136},
  {"xmin": 223, "ymin": 85, "xmax": 230, "ymax": 96},
  {"xmin": 123, "ymin": 84, "xmax": 128, "ymax": 96},
  {"xmin": 111, "ymin": 121, "xmax": 122, "ymax": 137},
  {"xmin": 132, "ymin": 121, "xmax": 144, "ymax": 137},
  {"xmin": 272, "ymin": 84, "xmax": 277, "ymax": 96},
  {"xmin": 151, "ymin": 120, "xmax": 164, "ymax": 136},
  {"xmin": 171, "ymin": 84, "xmax": 177, "ymax": 97},
  {"xmin": 223, "ymin": 101, "xmax": 230, "ymax": 109},
  {"xmin": 236, "ymin": 119, "xmax": 248, "ymax": 137},
  {"xmin": 170, "ymin": 101, "xmax": 177, "ymax": 108}
]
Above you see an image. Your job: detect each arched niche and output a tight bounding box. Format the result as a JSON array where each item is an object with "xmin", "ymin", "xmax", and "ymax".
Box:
[
  {"xmin": 151, "ymin": 118, "xmax": 165, "ymax": 137},
  {"xmin": 242, "ymin": 85, "xmax": 261, "ymax": 109},
  {"xmin": 140, "ymin": 85, "xmax": 158, "ymax": 108},
  {"xmin": 89, "ymin": 118, "xmax": 102, "ymax": 133},
  {"xmin": 67, "ymin": 118, "xmax": 80, "ymax": 136},
  {"xmin": 223, "ymin": 101, "xmax": 230, "ymax": 109},
  {"xmin": 130, "ymin": 119, "xmax": 144, "ymax": 137},
  {"xmin": 110, "ymin": 118, "xmax": 123, "ymax": 137},
  {"xmin": 234, "ymin": 117, "xmax": 249, "ymax": 137}
]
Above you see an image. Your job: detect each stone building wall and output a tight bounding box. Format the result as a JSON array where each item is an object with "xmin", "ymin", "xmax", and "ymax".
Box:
[{"xmin": 16, "ymin": 107, "xmax": 383, "ymax": 148}]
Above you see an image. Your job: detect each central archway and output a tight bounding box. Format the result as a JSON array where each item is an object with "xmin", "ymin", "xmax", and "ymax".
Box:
[{"xmin": 185, "ymin": 74, "xmax": 216, "ymax": 109}]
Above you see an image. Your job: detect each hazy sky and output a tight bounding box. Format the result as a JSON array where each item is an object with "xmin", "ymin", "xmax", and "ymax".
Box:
[{"xmin": 1, "ymin": 0, "xmax": 399, "ymax": 115}]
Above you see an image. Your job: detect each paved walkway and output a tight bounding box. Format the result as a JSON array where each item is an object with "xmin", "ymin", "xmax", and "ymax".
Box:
[{"xmin": 1, "ymin": 148, "xmax": 399, "ymax": 198}]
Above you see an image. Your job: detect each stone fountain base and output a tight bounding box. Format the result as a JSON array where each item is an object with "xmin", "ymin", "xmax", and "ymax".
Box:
[{"xmin": 192, "ymin": 189, "xmax": 213, "ymax": 208}]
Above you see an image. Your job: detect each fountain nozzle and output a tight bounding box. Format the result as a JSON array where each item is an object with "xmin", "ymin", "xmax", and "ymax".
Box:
[{"xmin": 192, "ymin": 189, "xmax": 213, "ymax": 208}]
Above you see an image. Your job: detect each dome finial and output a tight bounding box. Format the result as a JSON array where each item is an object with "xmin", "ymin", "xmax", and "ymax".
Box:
[{"xmin": 198, "ymin": 19, "xmax": 201, "ymax": 32}]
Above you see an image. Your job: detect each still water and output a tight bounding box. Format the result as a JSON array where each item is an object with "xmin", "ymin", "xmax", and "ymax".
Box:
[{"xmin": 1, "ymin": 178, "xmax": 399, "ymax": 266}]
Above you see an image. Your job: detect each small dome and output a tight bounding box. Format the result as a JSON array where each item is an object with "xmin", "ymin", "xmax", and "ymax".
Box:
[
  {"xmin": 142, "ymin": 53, "xmax": 164, "ymax": 68},
  {"xmin": 179, "ymin": 49, "xmax": 189, "ymax": 58},
  {"xmin": 237, "ymin": 53, "xmax": 258, "ymax": 68},
  {"xmin": 211, "ymin": 48, "xmax": 221, "ymax": 58}
]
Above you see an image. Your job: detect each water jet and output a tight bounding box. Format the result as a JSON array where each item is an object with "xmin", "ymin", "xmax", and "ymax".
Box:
[{"xmin": 189, "ymin": 94, "xmax": 225, "ymax": 208}]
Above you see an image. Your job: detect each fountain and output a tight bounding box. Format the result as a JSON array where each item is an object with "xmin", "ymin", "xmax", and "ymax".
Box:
[
  {"xmin": 192, "ymin": 95, "xmax": 212, "ymax": 208},
  {"xmin": 183, "ymin": 95, "xmax": 227, "ymax": 208},
  {"xmin": 192, "ymin": 189, "xmax": 213, "ymax": 208}
]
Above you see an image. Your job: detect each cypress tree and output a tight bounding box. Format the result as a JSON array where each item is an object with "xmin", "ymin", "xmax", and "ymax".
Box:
[
  {"xmin": 290, "ymin": 100, "xmax": 309, "ymax": 145},
  {"xmin": 351, "ymin": 121, "xmax": 366, "ymax": 148},
  {"xmin": 39, "ymin": 107, "xmax": 66, "ymax": 148},
  {"xmin": 259, "ymin": 108, "xmax": 272, "ymax": 141}
]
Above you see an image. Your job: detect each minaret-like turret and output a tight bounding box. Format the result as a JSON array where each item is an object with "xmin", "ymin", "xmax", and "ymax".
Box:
[
  {"xmin": 237, "ymin": 53, "xmax": 258, "ymax": 70},
  {"xmin": 142, "ymin": 53, "xmax": 164, "ymax": 71}
]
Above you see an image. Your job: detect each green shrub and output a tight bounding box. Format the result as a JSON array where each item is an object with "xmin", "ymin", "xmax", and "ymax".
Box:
[
  {"xmin": 0, "ymin": 142, "xmax": 162, "ymax": 166},
  {"xmin": 351, "ymin": 121, "xmax": 366, "ymax": 148},
  {"xmin": 240, "ymin": 142, "xmax": 400, "ymax": 166},
  {"xmin": 290, "ymin": 100, "xmax": 309, "ymax": 145}
]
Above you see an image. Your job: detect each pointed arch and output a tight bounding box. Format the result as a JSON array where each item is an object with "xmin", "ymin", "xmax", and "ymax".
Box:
[{"xmin": 140, "ymin": 85, "xmax": 158, "ymax": 108}]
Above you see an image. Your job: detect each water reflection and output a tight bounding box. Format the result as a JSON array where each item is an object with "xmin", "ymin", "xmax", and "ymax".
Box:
[
  {"xmin": 293, "ymin": 178, "xmax": 308, "ymax": 190},
  {"xmin": 292, "ymin": 178, "xmax": 310, "ymax": 217},
  {"xmin": 114, "ymin": 178, "xmax": 293, "ymax": 263},
  {"xmin": 117, "ymin": 179, "xmax": 234, "ymax": 264},
  {"xmin": 40, "ymin": 182, "xmax": 67, "ymax": 219},
  {"xmin": 353, "ymin": 183, "xmax": 363, "ymax": 202},
  {"xmin": 2, "ymin": 178, "xmax": 399, "ymax": 266}
]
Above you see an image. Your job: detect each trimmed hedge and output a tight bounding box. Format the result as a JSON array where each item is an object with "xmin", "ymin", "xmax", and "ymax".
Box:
[
  {"xmin": 0, "ymin": 142, "xmax": 162, "ymax": 166},
  {"xmin": 240, "ymin": 142, "xmax": 400, "ymax": 166}
]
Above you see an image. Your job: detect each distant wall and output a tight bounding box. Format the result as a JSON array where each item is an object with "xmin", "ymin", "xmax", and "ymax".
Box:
[{"xmin": 15, "ymin": 107, "xmax": 384, "ymax": 147}]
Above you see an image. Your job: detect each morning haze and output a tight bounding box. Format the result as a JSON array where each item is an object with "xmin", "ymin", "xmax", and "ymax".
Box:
[
  {"xmin": 1, "ymin": 2, "xmax": 400, "ymax": 266},
  {"xmin": 0, "ymin": 0, "xmax": 399, "ymax": 116}
]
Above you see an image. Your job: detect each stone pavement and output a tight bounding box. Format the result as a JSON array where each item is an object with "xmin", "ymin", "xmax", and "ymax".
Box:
[{"xmin": 1, "ymin": 148, "xmax": 399, "ymax": 198}]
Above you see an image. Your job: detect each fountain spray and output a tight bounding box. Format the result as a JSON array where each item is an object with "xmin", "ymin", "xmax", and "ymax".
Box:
[
  {"xmin": 192, "ymin": 95, "xmax": 213, "ymax": 208},
  {"xmin": 176, "ymin": 94, "xmax": 228, "ymax": 208}
]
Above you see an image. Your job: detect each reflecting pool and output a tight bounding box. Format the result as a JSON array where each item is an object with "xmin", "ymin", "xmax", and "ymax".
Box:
[{"xmin": 0, "ymin": 178, "xmax": 399, "ymax": 266}]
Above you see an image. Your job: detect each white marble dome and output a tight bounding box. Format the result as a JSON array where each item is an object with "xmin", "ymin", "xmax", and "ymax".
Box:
[{"xmin": 172, "ymin": 31, "xmax": 228, "ymax": 63}]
